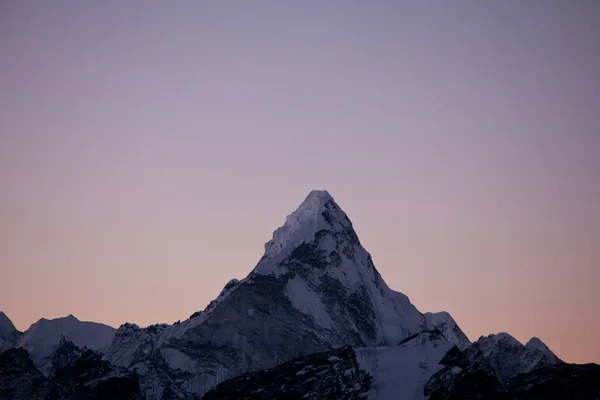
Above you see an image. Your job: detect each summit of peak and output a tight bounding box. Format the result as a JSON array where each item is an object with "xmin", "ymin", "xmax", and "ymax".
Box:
[
  {"xmin": 304, "ymin": 189, "xmax": 333, "ymax": 202},
  {"xmin": 294, "ymin": 190, "xmax": 336, "ymax": 220},
  {"xmin": 525, "ymin": 336, "xmax": 545, "ymax": 347},
  {"xmin": 0, "ymin": 311, "xmax": 16, "ymax": 330},
  {"xmin": 484, "ymin": 332, "xmax": 521, "ymax": 344},
  {"xmin": 62, "ymin": 314, "xmax": 78, "ymax": 321},
  {"xmin": 261, "ymin": 190, "xmax": 353, "ymax": 260}
]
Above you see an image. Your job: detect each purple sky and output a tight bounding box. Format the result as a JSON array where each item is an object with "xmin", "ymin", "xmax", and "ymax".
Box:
[{"xmin": 1, "ymin": 1, "xmax": 599, "ymax": 363}]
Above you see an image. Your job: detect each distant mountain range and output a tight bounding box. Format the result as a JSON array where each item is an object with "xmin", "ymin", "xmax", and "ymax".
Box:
[{"xmin": 1, "ymin": 190, "xmax": 598, "ymax": 399}]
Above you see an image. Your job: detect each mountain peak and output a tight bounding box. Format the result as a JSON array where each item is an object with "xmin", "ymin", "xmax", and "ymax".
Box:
[
  {"xmin": 0, "ymin": 311, "xmax": 13, "ymax": 327},
  {"xmin": 525, "ymin": 336, "xmax": 545, "ymax": 349},
  {"xmin": 262, "ymin": 189, "xmax": 353, "ymax": 261},
  {"xmin": 0, "ymin": 311, "xmax": 21, "ymax": 352},
  {"xmin": 0, "ymin": 311, "xmax": 18, "ymax": 335},
  {"xmin": 305, "ymin": 189, "xmax": 333, "ymax": 202},
  {"xmin": 526, "ymin": 336, "xmax": 562, "ymax": 363},
  {"xmin": 17, "ymin": 315, "xmax": 116, "ymax": 371}
]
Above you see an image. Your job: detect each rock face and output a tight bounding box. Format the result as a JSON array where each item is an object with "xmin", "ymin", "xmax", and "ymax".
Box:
[
  {"xmin": 508, "ymin": 363, "xmax": 600, "ymax": 400},
  {"xmin": 0, "ymin": 342, "xmax": 143, "ymax": 400},
  {"xmin": 0, "ymin": 312, "xmax": 22, "ymax": 353},
  {"xmin": 45, "ymin": 349, "xmax": 142, "ymax": 400},
  {"xmin": 104, "ymin": 190, "xmax": 455, "ymax": 398},
  {"xmin": 202, "ymin": 346, "xmax": 372, "ymax": 400},
  {"xmin": 0, "ymin": 348, "xmax": 46, "ymax": 400},
  {"xmin": 47, "ymin": 337, "xmax": 84, "ymax": 378}
]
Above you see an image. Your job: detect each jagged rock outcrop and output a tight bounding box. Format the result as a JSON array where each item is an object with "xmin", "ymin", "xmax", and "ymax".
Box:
[
  {"xmin": 46, "ymin": 349, "xmax": 142, "ymax": 400},
  {"xmin": 202, "ymin": 346, "xmax": 372, "ymax": 400},
  {"xmin": 0, "ymin": 348, "xmax": 46, "ymax": 400}
]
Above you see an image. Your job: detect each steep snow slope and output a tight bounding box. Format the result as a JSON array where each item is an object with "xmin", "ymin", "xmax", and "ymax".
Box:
[
  {"xmin": 18, "ymin": 314, "xmax": 115, "ymax": 374},
  {"xmin": 0, "ymin": 311, "xmax": 21, "ymax": 352},
  {"xmin": 356, "ymin": 330, "xmax": 453, "ymax": 400},
  {"xmin": 424, "ymin": 312, "xmax": 470, "ymax": 350},
  {"xmin": 106, "ymin": 190, "xmax": 464, "ymax": 398}
]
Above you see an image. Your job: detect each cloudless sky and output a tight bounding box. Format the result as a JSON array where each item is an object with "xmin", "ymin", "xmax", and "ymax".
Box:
[{"xmin": 1, "ymin": 1, "xmax": 599, "ymax": 363}]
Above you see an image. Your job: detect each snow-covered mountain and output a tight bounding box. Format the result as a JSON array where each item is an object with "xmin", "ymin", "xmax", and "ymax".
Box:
[
  {"xmin": 0, "ymin": 311, "xmax": 22, "ymax": 352},
  {"xmin": 104, "ymin": 190, "xmax": 467, "ymax": 398},
  {"xmin": 17, "ymin": 314, "xmax": 115, "ymax": 374},
  {"xmin": 3, "ymin": 190, "xmax": 588, "ymax": 399}
]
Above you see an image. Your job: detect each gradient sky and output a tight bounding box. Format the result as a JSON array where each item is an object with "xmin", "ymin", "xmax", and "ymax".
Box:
[{"xmin": 1, "ymin": 1, "xmax": 599, "ymax": 363}]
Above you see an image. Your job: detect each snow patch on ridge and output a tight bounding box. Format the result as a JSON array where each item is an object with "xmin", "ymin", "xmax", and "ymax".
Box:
[{"xmin": 161, "ymin": 348, "xmax": 196, "ymax": 372}]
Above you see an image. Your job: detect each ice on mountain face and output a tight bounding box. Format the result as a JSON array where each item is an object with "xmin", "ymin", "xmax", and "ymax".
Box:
[
  {"xmin": 285, "ymin": 276, "xmax": 334, "ymax": 329},
  {"xmin": 356, "ymin": 330, "xmax": 453, "ymax": 400},
  {"xmin": 18, "ymin": 314, "xmax": 115, "ymax": 373},
  {"xmin": 424, "ymin": 311, "xmax": 470, "ymax": 350}
]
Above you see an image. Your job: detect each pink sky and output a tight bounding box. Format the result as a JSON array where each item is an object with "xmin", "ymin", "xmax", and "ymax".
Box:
[{"xmin": 1, "ymin": 1, "xmax": 599, "ymax": 363}]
